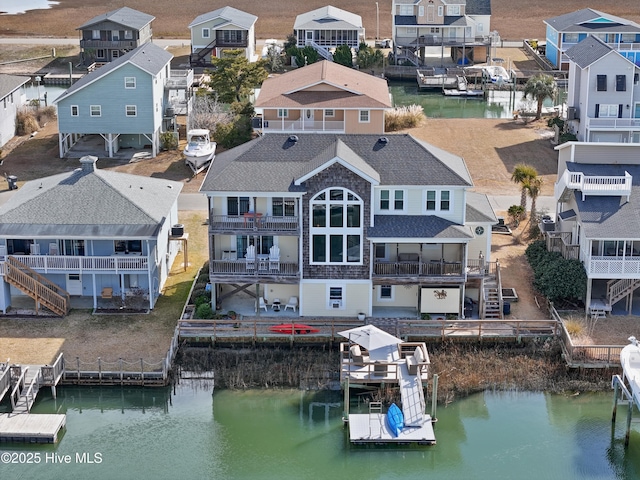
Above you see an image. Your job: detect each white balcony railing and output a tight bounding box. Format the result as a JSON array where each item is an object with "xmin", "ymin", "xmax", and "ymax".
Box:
[
  {"xmin": 1, "ymin": 254, "xmax": 151, "ymax": 274},
  {"xmin": 165, "ymin": 69, "xmax": 194, "ymax": 89},
  {"xmin": 555, "ymin": 169, "xmax": 632, "ymax": 201},
  {"xmin": 262, "ymin": 119, "xmax": 345, "ymax": 133},
  {"xmin": 586, "ymin": 117, "xmax": 640, "ymax": 129},
  {"xmin": 588, "ymin": 256, "xmax": 640, "ymax": 277}
]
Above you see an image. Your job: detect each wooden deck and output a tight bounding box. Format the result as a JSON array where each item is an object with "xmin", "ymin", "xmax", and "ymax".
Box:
[
  {"xmin": 348, "ymin": 413, "xmax": 436, "ymax": 445},
  {"xmin": 0, "ymin": 413, "xmax": 66, "ymax": 443}
]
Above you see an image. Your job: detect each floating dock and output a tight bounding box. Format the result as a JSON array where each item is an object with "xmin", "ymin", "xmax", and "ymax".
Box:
[
  {"xmin": 0, "ymin": 413, "xmax": 66, "ymax": 443},
  {"xmin": 348, "ymin": 411, "xmax": 436, "ymax": 445}
]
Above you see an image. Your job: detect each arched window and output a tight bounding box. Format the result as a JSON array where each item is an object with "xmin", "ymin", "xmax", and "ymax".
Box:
[{"xmin": 310, "ymin": 188, "xmax": 363, "ymax": 264}]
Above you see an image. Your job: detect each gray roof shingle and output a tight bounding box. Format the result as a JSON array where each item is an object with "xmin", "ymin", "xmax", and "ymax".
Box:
[
  {"xmin": 565, "ymin": 35, "xmax": 615, "ymax": 69},
  {"xmin": 465, "ymin": 0, "xmax": 491, "ymax": 16},
  {"xmin": 567, "ymin": 163, "xmax": 640, "ymax": 239},
  {"xmin": 0, "ymin": 74, "xmax": 29, "ymax": 100},
  {"xmin": 368, "ymin": 215, "xmax": 473, "ymax": 239},
  {"xmin": 545, "ymin": 8, "xmax": 640, "ymax": 33},
  {"xmin": 0, "ymin": 158, "xmax": 182, "ymax": 238},
  {"xmin": 200, "ymin": 134, "xmax": 473, "ymax": 193},
  {"xmin": 466, "ymin": 192, "xmax": 497, "ymax": 223},
  {"xmin": 78, "ymin": 7, "xmax": 154, "ymax": 31},
  {"xmin": 54, "ymin": 43, "xmax": 172, "ymax": 104},
  {"xmin": 188, "ymin": 6, "xmax": 257, "ymax": 29}
]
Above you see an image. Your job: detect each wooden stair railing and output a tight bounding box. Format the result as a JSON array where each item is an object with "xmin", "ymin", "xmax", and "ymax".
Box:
[
  {"xmin": 607, "ymin": 278, "xmax": 640, "ymax": 312},
  {"xmin": 190, "ymin": 39, "xmax": 217, "ymax": 66},
  {"xmin": 4, "ymin": 256, "xmax": 70, "ymax": 316}
]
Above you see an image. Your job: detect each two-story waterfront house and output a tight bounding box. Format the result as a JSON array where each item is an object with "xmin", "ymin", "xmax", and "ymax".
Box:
[
  {"xmin": 392, "ymin": 0, "xmax": 492, "ymax": 66},
  {"xmin": 200, "ymin": 133, "xmax": 499, "ymax": 319},
  {"xmin": 546, "ymin": 142, "xmax": 640, "ymax": 316},
  {"xmin": 294, "ymin": 6, "xmax": 365, "ymax": 61},
  {"xmin": 253, "ymin": 60, "xmax": 391, "ymax": 135},
  {"xmin": 188, "ymin": 6, "xmax": 258, "ymax": 66},
  {"xmin": 55, "ymin": 42, "xmax": 193, "ymax": 159},
  {"xmin": 564, "ymin": 36, "xmax": 640, "ymax": 143},
  {"xmin": 77, "ymin": 6, "xmax": 154, "ymax": 66},
  {"xmin": 0, "ymin": 156, "xmax": 183, "ymax": 314},
  {"xmin": 0, "ymin": 74, "xmax": 29, "ymax": 149},
  {"xmin": 544, "ymin": 9, "xmax": 640, "ymax": 71}
]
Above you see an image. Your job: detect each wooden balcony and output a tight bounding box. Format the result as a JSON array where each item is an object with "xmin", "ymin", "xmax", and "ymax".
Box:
[
  {"xmin": 209, "ymin": 260, "xmax": 300, "ymax": 284},
  {"xmin": 80, "ymin": 39, "xmax": 140, "ymax": 49},
  {"xmin": 373, "ymin": 259, "xmax": 464, "ymax": 283},
  {"xmin": 209, "ymin": 214, "xmax": 299, "ymax": 235},
  {"xmin": 546, "ymin": 231, "xmax": 579, "ymax": 260},
  {"xmin": 165, "ymin": 69, "xmax": 194, "ymax": 89},
  {"xmin": 0, "ymin": 254, "xmax": 151, "ymax": 274}
]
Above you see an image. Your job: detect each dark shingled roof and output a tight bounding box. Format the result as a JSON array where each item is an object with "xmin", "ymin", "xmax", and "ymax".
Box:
[
  {"xmin": 200, "ymin": 134, "xmax": 473, "ymax": 193},
  {"xmin": 0, "ymin": 74, "xmax": 29, "ymax": 100},
  {"xmin": 367, "ymin": 215, "xmax": 473, "ymax": 239},
  {"xmin": 466, "ymin": 192, "xmax": 497, "ymax": 223},
  {"xmin": 545, "ymin": 8, "xmax": 640, "ymax": 33},
  {"xmin": 565, "ymin": 36, "xmax": 615, "ymax": 69},
  {"xmin": 567, "ymin": 163, "xmax": 640, "ymax": 239},
  {"xmin": 78, "ymin": 6, "xmax": 154, "ymax": 31},
  {"xmin": 466, "ymin": 0, "xmax": 492, "ymax": 16}
]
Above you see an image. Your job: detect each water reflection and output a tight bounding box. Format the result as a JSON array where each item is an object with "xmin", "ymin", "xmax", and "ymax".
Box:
[{"xmin": 1, "ymin": 0, "xmax": 60, "ymax": 15}]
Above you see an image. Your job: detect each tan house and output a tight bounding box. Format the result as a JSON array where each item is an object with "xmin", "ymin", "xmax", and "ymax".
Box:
[{"xmin": 254, "ymin": 60, "xmax": 392, "ymax": 134}]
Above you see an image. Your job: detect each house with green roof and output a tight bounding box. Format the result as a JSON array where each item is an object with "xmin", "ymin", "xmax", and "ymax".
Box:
[
  {"xmin": 0, "ymin": 156, "xmax": 182, "ymax": 313},
  {"xmin": 200, "ymin": 133, "xmax": 499, "ymax": 319}
]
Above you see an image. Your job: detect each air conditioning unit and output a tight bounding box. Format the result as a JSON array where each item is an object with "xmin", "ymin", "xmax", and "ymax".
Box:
[
  {"xmin": 567, "ymin": 106, "xmax": 577, "ymax": 121},
  {"xmin": 331, "ymin": 300, "xmax": 342, "ymax": 309}
]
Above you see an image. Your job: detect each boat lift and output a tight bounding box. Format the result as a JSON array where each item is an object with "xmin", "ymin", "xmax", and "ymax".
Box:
[{"xmin": 612, "ymin": 336, "xmax": 640, "ymax": 446}]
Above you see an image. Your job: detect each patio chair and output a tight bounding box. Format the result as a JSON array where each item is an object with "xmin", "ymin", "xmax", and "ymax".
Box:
[
  {"xmin": 283, "ymin": 296, "xmax": 298, "ymax": 312},
  {"xmin": 256, "ymin": 296, "xmax": 268, "ymax": 312},
  {"xmin": 245, "ymin": 245, "xmax": 256, "ymax": 271},
  {"xmin": 350, "ymin": 344, "xmax": 369, "ymax": 364},
  {"xmin": 101, "ymin": 287, "xmax": 113, "ymax": 299},
  {"xmin": 269, "ymin": 245, "xmax": 280, "ymax": 271}
]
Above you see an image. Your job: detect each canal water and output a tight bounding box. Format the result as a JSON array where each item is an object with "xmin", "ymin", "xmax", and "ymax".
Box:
[
  {"xmin": 1, "ymin": 384, "xmax": 639, "ymax": 479},
  {"xmin": 389, "ymin": 81, "xmax": 563, "ymax": 119}
]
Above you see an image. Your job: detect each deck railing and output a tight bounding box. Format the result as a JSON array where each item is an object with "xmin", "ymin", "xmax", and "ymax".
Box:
[
  {"xmin": 41, "ymin": 353, "xmax": 64, "ymax": 386},
  {"xmin": 555, "ymin": 169, "xmax": 632, "ymax": 201},
  {"xmin": 587, "ymin": 117, "xmax": 640, "ymax": 129},
  {"xmin": 210, "ymin": 260, "xmax": 299, "ymax": 277},
  {"xmin": 209, "ymin": 214, "xmax": 299, "ymax": 233},
  {"xmin": 262, "ymin": 119, "xmax": 345, "ymax": 133},
  {"xmin": 165, "ymin": 69, "xmax": 194, "ymax": 89},
  {"xmin": 0, "ymin": 365, "xmax": 11, "ymax": 402},
  {"xmin": 588, "ymin": 256, "xmax": 640, "ymax": 276},
  {"xmin": 373, "ymin": 260, "xmax": 463, "ymax": 277},
  {"xmin": 546, "ymin": 231, "xmax": 580, "ymax": 260},
  {"xmin": 5, "ymin": 253, "xmax": 151, "ymax": 273}
]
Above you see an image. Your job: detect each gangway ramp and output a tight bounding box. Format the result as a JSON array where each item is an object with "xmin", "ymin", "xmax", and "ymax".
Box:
[{"xmin": 398, "ymin": 362, "xmax": 426, "ymax": 426}]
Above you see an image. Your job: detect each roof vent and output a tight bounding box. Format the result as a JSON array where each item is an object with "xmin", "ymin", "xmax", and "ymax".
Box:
[
  {"xmin": 378, "ymin": 136, "xmax": 389, "ymax": 144},
  {"xmin": 289, "ymin": 135, "xmax": 299, "ymax": 143}
]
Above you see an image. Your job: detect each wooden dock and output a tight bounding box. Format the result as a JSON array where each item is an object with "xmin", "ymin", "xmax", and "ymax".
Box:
[
  {"xmin": 0, "ymin": 355, "xmax": 66, "ymax": 443},
  {"xmin": 348, "ymin": 412, "xmax": 436, "ymax": 445}
]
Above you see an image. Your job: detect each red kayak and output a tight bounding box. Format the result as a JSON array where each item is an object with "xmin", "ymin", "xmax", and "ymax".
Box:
[{"xmin": 269, "ymin": 324, "xmax": 320, "ymax": 335}]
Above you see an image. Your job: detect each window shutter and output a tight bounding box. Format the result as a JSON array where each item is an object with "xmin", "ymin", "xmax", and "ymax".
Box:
[
  {"xmin": 595, "ymin": 104, "xmax": 599, "ymax": 118},
  {"xmin": 619, "ymin": 104, "xmax": 624, "ymax": 118}
]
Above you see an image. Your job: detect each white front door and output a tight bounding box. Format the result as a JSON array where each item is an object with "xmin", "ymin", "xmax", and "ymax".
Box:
[
  {"xmin": 66, "ymin": 274, "xmax": 83, "ymax": 295},
  {"xmin": 306, "ymin": 31, "xmax": 314, "ymax": 43},
  {"xmin": 304, "ymin": 109, "xmax": 314, "ymax": 129}
]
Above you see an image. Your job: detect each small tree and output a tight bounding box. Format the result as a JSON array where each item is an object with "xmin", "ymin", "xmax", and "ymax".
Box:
[
  {"xmin": 507, "ymin": 205, "xmax": 526, "ymax": 227},
  {"xmin": 511, "ymin": 164, "xmax": 538, "ymax": 213},
  {"xmin": 356, "ymin": 42, "xmax": 384, "ymax": 70},
  {"xmin": 523, "ymin": 74, "xmax": 557, "ymax": 120},
  {"xmin": 264, "ymin": 45, "xmax": 284, "ymax": 73},
  {"xmin": 526, "ymin": 177, "xmax": 543, "ymax": 220},
  {"xmin": 188, "ymin": 93, "xmax": 233, "ymax": 132},
  {"xmin": 208, "ymin": 49, "xmax": 268, "ymax": 103},
  {"xmin": 333, "ymin": 45, "xmax": 353, "ymax": 67}
]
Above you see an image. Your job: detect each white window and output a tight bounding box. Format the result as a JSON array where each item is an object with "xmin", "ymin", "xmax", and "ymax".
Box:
[
  {"xmin": 598, "ymin": 104, "xmax": 619, "ymax": 118},
  {"xmin": 426, "ymin": 190, "xmax": 451, "ymax": 211},
  {"xmin": 90, "ymin": 105, "xmax": 101, "ymax": 117},
  {"xmin": 272, "ymin": 197, "xmax": 296, "ymax": 217},
  {"xmin": 96, "ymin": 49, "xmax": 105, "ymax": 59},
  {"xmin": 311, "ymin": 188, "xmax": 363, "ymax": 264},
  {"xmin": 406, "ymin": 27, "xmax": 417, "ymax": 35},
  {"xmin": 430, "ymin": 27, "xmax": 440, "ymax": 34},
  {"xmin": 399, "ymin": 5, "xmax": 413, "ymax": 15},
  {"xmin": 418, "ymin": 6, "xmax": 425, "ymax": 17},
  {"xmin": 563, "ymin": 33, "xmax": 579, "ymax": 43},
  {"xmin": 359, "ymin": 110, "xmax": 370, "ymax": 123},
  {"xmin": 277, "ymin": 109, "xmax": 288, "ymax": 118},
  {"xmin": 124, "ymin": 77, "xmax": 136, "ymax": 89},
  {"xmin": 325, "ymin": 109, "xmax": 335, "ymax": 117},
  {"xmin": 477, "ymin": 23, "xmax": 484, "ymax": 33},
  {"xmin": 447, "ymin": 5, "xmax": 460, "ymax": 15},
  {"xmin": 328, "ymin": 285, "xmax": 345, "ymax": 309},
  {"xmin": 374, "ymin": 243, "xmax": 388, "ymax": 261},
  {"xmin": 125, "ymin": 105, "xmax": 137, "ymax": 117},
  {"xmin": 379, "ymin": 189, "xmax": 404, "ymax": 211},
  {"xmin": 202, "ymin": 28, "xmax": 210, "ymax": 39},
  {"xmin": 438, "ymin": 6, "xmax": 443, "ymax": 16},
  {"xmin": 378, "ymin": 285, "xmax": 394, "ymax": 301},
  {"xmin": 112, "ymin": 30, "xmax": 120, "ymax": 41},
  {"xmin": 111, "ymin": 50, "xmax": 120, "ymax": 59},
  {"xmin": 70, "ymin": 105, "xmax": 79, "ymax": 116},
  {"xmin": 124, "ymin": 30, "xmax": 133, "ymax": 40},
  {"xmin": 92, "ymin": 29, "xmax": 100, "ymax": 39}
]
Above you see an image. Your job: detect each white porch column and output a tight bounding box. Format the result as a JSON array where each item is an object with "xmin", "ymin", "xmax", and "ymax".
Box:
[
  {"xmin": 91, "ymin": 273, "xmax": 97, "ymax": 309},
  {"xmin": 147, "ymin": 239, "xmax": 153, "ymax": 310},
  {"xmin": 108, "ymin": 133, "xmax": 114, "ymax": 158}
]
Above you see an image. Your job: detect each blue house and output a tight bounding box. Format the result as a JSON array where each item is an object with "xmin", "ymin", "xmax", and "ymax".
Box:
[
  {"xmin": 544, "ymin": 9, "xmax": 640, "ymax": 70},
  {"xmin": 55, "ymin": 42, "xmax": 192, "ymax": 159},
  {"xmin": 0, "ymin": 156, "xmax": 183, "ymax": 314}
]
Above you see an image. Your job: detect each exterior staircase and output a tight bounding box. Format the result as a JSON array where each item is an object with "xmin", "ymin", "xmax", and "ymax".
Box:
[
  {"xmin": 607, "ymin": 278, "xmax": 640, "ymax": 312},
  {"xmin": 481, "ymin": 261, "xmax": 503, "ymax": 319},
  {"xmin": 190, "ymin": 39, "xmax": 217, "ymax": 67},
  {"xmin": 306, "ymin": 40, "xmax": 334, "ymax": 61},
  {"xmin": 4, "ymin": 256, "xmax": 70, "ymax": 316}
]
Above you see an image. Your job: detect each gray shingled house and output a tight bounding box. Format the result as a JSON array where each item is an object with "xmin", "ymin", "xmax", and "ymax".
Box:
[
  {"xmin": 77, "ymin": 6, "xmax": 155, "ymax": 65},
  {"xmin": 200, "ymin": 133, "xmax": 499, "ymax": 319},
  {"xmin": 547, "ymin": 142, "xmax": 640, "ymax": 317},
  {"xmin": 0, "ymin": 156, "xmax": 182, "ymax": 314}
]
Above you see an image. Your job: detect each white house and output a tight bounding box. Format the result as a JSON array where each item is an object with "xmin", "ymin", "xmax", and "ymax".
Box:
[{"xmin": 0, "ymin": 74, "xmax": 29, "ymax": 150}]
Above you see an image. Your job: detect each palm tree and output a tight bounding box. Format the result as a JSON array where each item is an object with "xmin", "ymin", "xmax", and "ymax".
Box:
[
  {"xmin": 511, "ymin": 164, "xmax": 538, "ymax": 212},
  {"xmin": 526, "ymin": 177, "xmax": 543, "ymax": 220},
  {"xmin": 523, "ymin": 74, "xmax": 557, "ymax": 120}
]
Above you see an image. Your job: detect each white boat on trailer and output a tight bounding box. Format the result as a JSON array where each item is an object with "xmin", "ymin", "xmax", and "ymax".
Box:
[
  {"xmin": 184, "ymin": 129, "xmax": 216, "ymax": 174},
  {"xmin": 620, "ymin": 336, "xmax": 640, "ymax": 407}
]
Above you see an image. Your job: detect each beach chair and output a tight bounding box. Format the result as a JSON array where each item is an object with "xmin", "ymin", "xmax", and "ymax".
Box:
[{"xmin": 283, "ymin": 296, "xmax": 298, "ymax": 312}]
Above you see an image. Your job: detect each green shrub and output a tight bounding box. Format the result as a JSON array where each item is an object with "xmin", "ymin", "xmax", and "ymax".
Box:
[
  {"xmin": 507, "ymin": 205, "xmax": 525, "ymax": 227},
  {"xmin": 160, "ymin": 131, "xmax": 179, "ymax": 150},
  {"xmin": 195, "ymin": 303, "xmax": 214, "ymax": 319},
  {"xmin": 559, "ymin": 132, "xmax": 577, "ymax": 144},
  {"xmin": 194, "ymin": 294, "xmax": 210, "ymax": 307}
]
